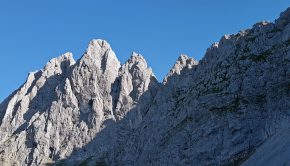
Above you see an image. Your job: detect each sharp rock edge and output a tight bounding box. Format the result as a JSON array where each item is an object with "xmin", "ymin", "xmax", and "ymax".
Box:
[{"xmin": 1, "ymin": 7, "xmax": 290, "ymax": 166}]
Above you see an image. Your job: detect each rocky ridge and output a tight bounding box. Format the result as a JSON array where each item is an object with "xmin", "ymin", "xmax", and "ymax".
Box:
[{"xmin": 1, "ymin": 7, "xmax": 290, "ymax": 166}]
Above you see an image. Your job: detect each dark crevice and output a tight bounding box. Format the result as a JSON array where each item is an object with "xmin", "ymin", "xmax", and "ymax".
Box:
[
  {"xmin": 11, "ymin": 101, "xmax": 21, "ymax": 122},
  {"xmin": 88, "ymin": 99, "xmax": 93, "ymax": 107},
  {"xmin": 111, "ymin": 76, "xmax": 121, "ymax": 113},
  {"xmin": 49, "ymin": 147, "xmax": 54, "ymax": 159},
  {"xmin": 101, "ymin": 50, "xmax": 109, "ymax": 74},
  {"xmin": 25, "ymin": 126, "xmax": 36, "ymax": 166},
  {"xmin": 25, "ymin": 71, "xmax": 42, "ymax": 96}
]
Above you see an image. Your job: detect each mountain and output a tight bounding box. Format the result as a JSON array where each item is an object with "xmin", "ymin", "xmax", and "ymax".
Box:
[{"xmin": 1, "ymin": 7, "xmax": 290, "ymax": 166}]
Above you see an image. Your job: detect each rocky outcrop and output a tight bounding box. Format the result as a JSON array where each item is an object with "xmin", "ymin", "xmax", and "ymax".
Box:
[
  {"xmin": 0, "ymin": 53, "xmax": 76, "ymax": 165},
  {"xmin": 163, "ymin": 54, "xmax": 198, "ymax": 84},
  {"xmin": 0, "ymin": 40, "xmax": 158, "ymax": 165},
  {"xmin": 119, "ymin": 7, "xmax": 290, "ymax": 166},
  {"xmin": 1, "ymin": 7, "xmax": 290, "ymax": 166},
  {"xmin": 114, "ymin": 52, "xmax": 159, "ymax": 121}
]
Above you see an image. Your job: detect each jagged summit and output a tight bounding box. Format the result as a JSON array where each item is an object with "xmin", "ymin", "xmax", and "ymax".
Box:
[
  {"xmin": 163, "ymin": 54, "xmax": 198, "ymax": 84},
  {"xmin": 81, "ymin": 39, "xmax": 121, "ymax": 73},
  {"xmin": 114, "ymin": 51, "xmax": 159, "ymax": 120},
  {"xmin": 129, "ymin": 52, "xmax": 147, "ymax": 65},
  {"xmin": 86, "ymin": 39, "xmax": 112, "ymax": 53},
  {"xmin": 43, "ymin": 52, "xmax": 75, "ymax": 76},
  {"xmin": 123, "ymin": 52, "xmax": 150, "ymax": 73}
]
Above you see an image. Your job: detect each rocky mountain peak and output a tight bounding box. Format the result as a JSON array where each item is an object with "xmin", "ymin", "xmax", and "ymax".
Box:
[
  {"xmin": 43, "ymin": 52, "xmax": 75, "ymax": 77},
  {"xmin": 114, "ymin": 52, "xmax": 159, "ymax": 120},
  {"xmin": 82, "ymin": 39, "xmax": 121, "ymax": 73},
  {"xmin": 122, "ymin": 52, "xmax": 149, "ymax": 73},
  {"xmin": 178, "ymin": 54, "xmax": 198, "ymax": 68},
  {"xmin": 163, "ymin": 54, "xmax": 198, "ymax": 84},
  {"xmin": 86, "ymin": 39, "xmax": 112, "ymax": 53}
]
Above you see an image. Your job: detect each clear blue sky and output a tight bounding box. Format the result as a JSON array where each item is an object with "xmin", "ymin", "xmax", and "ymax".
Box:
[{"xmin": 0, "ymin": 0, "xmax": 289, "ymax": 102}]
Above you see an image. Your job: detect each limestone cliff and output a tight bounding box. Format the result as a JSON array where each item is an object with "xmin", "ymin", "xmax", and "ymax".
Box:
[{"xmin": 1, "ymin": 7, "xmax": 290, "ymax": 166}]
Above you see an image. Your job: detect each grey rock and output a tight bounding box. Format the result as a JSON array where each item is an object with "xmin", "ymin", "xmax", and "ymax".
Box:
[
  {"xmin": 1, "ymin": 7, "xmax": 290, "ymax": 166},
  {"xmin": 163, "ymin": 54, "xmax": 198, "ymax": 84}
]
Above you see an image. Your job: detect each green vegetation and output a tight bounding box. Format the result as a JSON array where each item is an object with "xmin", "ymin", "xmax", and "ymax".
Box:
[
  {"xmin": 224, "ymin": 146, "xmax": 256, "ymax": 166},
  {"xmin": 268, "ymin": 28, "xmax": 282, "ymax": 33},
  {"xmin": 251, "ymin": 50, "xmax": 272, "ymax": 62},
  {"xmin": 209, "ymin": 97, "xmax": 242, "ymax": 114},
  {"xmin": 78, "ymin": 157, "xmax": 93, "ymax": 166},
  {"xmin": 254, "ymin": 95, "xmax": 266, "ymax": 104},
  {"xmin": 286, "ymin": 39, "xmax": 290, "ymax": 46},
  {"xmin": 95, "ymin": 159, "xmax": 107, "ymax": 166},
  {"xmin": 200, "ymin": 87, "xmax": 223, "ymax": 96},
  {"xmin": 245, "ymin": 35, "xmax": 257, "ymax": 42},
  {"xmin": 55, "ymin": 162, "xmax": 67, "ymax": 166}
]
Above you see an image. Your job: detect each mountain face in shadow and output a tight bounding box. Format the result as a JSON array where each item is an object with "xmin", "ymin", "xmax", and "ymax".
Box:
[{"xmin": 1, "ymin": 7, "xmax": 290, "ymax": 166}]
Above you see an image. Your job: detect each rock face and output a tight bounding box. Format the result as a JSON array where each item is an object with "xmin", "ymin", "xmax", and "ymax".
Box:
[
  {"xmin": 163, "ymin": 54, "xmax": 198, "ymax": 84},
  {"xmin": 0, "ymin": 40, "xmax": 159, "ymax": 166},
  {"xmin": 1, "ymin": 7, "xmax": 290, "ymax": 166}
]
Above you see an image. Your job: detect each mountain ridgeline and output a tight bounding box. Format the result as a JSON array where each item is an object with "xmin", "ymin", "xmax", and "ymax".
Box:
[{"xmin": 1, "ymin": 7, "xmax": 290, "ymax": 166}]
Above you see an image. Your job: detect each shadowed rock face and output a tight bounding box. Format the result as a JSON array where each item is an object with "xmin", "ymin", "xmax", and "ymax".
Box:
[{"xmin": 1, "ymin": 7, "xmax": 290, "ymax": 166}]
